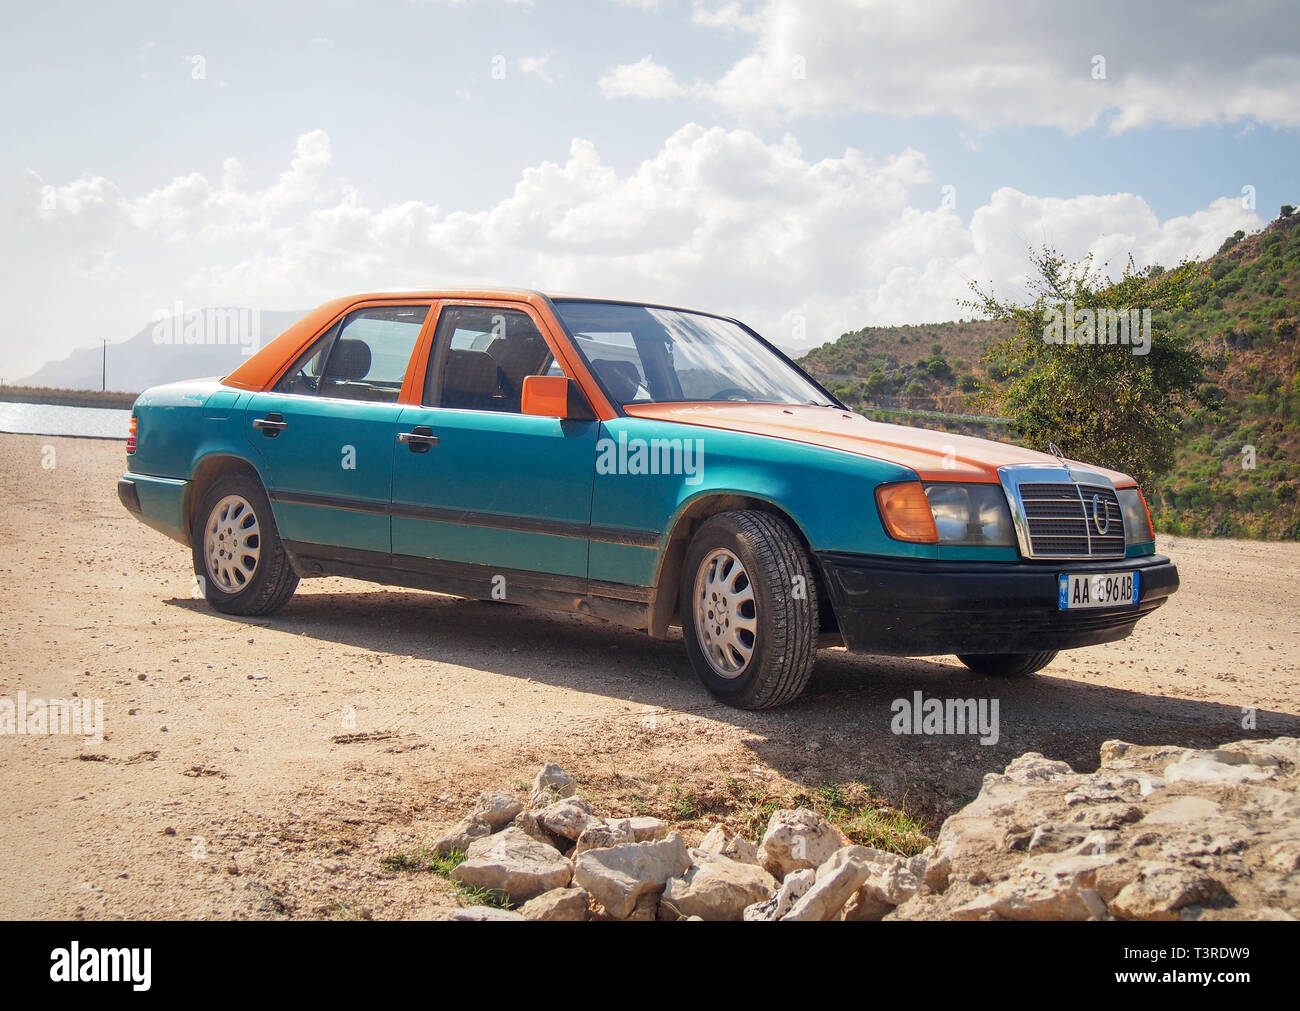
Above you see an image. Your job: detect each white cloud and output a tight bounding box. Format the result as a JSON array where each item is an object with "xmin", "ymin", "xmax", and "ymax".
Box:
[
  {"xmin": 598, "ymin": 55, "xmax": 694, "ymax": 100},
  {"xmin": 612, "ymin": 0, "xmax": 1300, "ymax": 132},
  {"xmin": 516, "ymin": 53, "xmax": 554, "ymax": 83},
  {"xmin": 3, "ymin": 126, "xmax": 1261, "ymax": 379},
  {"xmin": 690, "ymin": 1, "xmax": 757, "ymax": 31}
]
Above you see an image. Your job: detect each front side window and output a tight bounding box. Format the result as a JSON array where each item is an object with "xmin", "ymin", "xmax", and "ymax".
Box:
[
  {"xmin": 275, "ymin": 323, "xmax": 339, "ymax": 396},
  {"xmin": 428, "ymin": 306, "xmax": 555, "ymax": 412},
  {"xmin": 274, "ymin": 305, "xmax": 429, "ymax": 402},
  {"xmin": 551, "ymin": 300, "xmax": 835, "ymax": 408}
]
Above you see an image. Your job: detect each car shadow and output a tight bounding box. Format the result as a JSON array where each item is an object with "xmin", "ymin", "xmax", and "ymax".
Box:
[{"xmin": 166, "ymin": 586, "xmax": 1300, "ymax": 824}]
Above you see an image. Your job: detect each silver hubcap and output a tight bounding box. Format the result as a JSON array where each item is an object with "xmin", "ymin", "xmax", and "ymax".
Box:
[
  {"xmin": 693, "ymin": 548, "xmax": 757, "ymax": 678},
  {"xmin": 203, "ymin": 494, "xmax": 261, "ymax": 593}
]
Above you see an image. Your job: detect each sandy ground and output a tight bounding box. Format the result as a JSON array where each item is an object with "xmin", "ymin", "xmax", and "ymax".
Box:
[{"xmin": 0, "ymin": 432, "xmax": 1297, "ymax": 920}]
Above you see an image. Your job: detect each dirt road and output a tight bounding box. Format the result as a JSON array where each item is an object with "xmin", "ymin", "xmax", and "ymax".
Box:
[{"xmin": 1, "ymin": 433, "xmax": 1296, "ymax": 920}]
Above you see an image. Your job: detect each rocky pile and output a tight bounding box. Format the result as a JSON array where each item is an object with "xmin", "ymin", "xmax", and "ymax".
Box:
[
  {"xmin": 436, "ymin": 738, "xmax": 1300, "ymax": 921},
  {"xmin": 436, "ymin": 762, "xmax": 926, "ymax": 921},
  {"xmin": 895, "ymin": 737, "xmax": 1300, "ymax": 921}
]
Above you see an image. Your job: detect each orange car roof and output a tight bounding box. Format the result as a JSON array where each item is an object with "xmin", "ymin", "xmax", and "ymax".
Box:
[{"xmin": 222, "ymin": 288, "xmax": 746, "ymax": 393}]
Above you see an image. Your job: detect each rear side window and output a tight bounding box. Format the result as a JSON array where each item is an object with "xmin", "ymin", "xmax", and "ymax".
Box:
[
  {"xmin": 274, "ymin": 305, "xmax": 429, "ymax": 402},
  {"xmin": 427, "ymin": 306, "xmax": 555, "ymax": 412}
]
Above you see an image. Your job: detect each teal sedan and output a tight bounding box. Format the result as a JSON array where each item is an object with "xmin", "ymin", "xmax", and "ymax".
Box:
[{"xmin": 119, "ymin": 289, "xmax": 1179, "ymax": 708}]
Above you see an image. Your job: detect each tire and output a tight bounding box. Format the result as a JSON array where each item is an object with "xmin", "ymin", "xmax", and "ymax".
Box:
[
  {"xmin": 679, "ymin": 511, "xmax": 818, "ymax": 709},
  {"xmin": 191, "ymin": 471, "xmax": 298, "ymax": 616},
  {"xmin": 956, "ymin": 651, "xmax": 1058, "ymax": 678}
]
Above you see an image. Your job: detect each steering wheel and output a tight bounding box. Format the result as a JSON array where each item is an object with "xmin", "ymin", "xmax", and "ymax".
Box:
[{"xmin": 707, "ymin": 387, "xmax": 751, "ymax": 402}]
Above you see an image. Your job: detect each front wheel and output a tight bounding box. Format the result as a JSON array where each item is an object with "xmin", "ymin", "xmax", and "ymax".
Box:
[
  {"xmin": 956, "ymin": 651, "xmax": 1058, "ymax": 678},
  {"xmin": 191, "ymin": 472, "xmax": 298, "ymax": 616},
  {"xmin": 680, "ymin": 511, "xmax": 818, "ymax": 709}
]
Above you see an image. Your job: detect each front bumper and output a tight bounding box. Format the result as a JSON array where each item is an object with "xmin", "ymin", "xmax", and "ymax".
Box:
[{"xmin": 816, "ymin": 551, "xmax": 1179, "ymax": 656}]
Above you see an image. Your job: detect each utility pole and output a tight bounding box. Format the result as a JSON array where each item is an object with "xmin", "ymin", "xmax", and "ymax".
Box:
[{"xmin": 102, "ymin": 339, "xmax": 107, "ymax": 392}]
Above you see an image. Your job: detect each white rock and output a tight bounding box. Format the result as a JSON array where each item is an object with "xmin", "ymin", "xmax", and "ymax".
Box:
[
  {"xmin": 450, "ymin": 826, "xmax": 573, "ymax": 903},
  {"xmin": 573, "ymin": 832, "xmax": 692, "ymax": 919},
  {"xmin": 472, "ymin": 790, "xmax": 523, "ymax": 831},
  {"xmin": 1164, "ymin": 754, "xmax": 1277, "ymax": 786},
  {"xmin": 624, "ymin": 817, "xmax": 671, "ymax": 843},
  {"xmin": 698, "ymin": 824, "xmax": 761, "ymax": 865},
  {"xmin": 520, "ymin": 887, "xmax": 591, "ymax": 922},
  {"xmin": 574, "ymin": 820, "xmax": 632, "ymax": 856},
  {"xmin": 999, "ymin": 753, "xmax": 1075, "ymax": 784},
  {"xmin": 782, "ymin": 846, "xmax": 922, "ymax": 922},
  {"xmin": 441, "ymin": 906, "xmax": 525, "ymax": 921},
  {"xmin": 757, "ymin": 808, "xmax": 849, "ymax": 880},
  {"xmin": 660, "ymin": 851, "xmax": 777, "ymax": 921},
  {"xmin": 574, "ymin": 815, "xmax": 674, "ymax": 855},
  {"xmin": 510, "ymin": 810, "xmax": 559, "ymax": 849},
  {"xmin": 782, "ymin": 847, "xmax": 874, "ymax": 921},
  {"xmin": 530, "ymin": 763, "xmax": 577, "ymax": 806},
  {"xmin": 537, "ymin": 796, "xmax": 602, "ymax": 841},
  {"xmin": 952, "ymin": 853, "xmax": 1116, "ymax": 921},
  {"xmin": 432, "ymin": 815, "xmax": 492, "ymax": 856},
  {"xmin": 744, "ymin": 868, "xmax": 816, "ymax": 921},
  {"xmin": 1109, "ymin": 862, "xmax": 1226, "ymax": 921}
]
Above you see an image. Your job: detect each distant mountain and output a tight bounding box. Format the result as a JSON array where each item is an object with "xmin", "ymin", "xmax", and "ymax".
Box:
[
  {"xmin": 773, "ymin": 342, "xmax": 821, "ymax": 360},
  {"xmin": 22, "ymin": 308, "xmax": 306, "ymax": 393}
]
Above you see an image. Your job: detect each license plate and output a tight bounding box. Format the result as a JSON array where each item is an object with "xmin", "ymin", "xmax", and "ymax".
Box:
[{"xmin": 1058, "ymin": 571, "xmax": 1139, "ymax": 610}]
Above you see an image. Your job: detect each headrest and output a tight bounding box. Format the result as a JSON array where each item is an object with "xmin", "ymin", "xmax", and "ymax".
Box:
[
  {"xmin": 592, "ymin": 359, "xmax": 642, "ymax": 403},
  {"xmin": 329, "ymin": 339, "xmax": 372, "ymax": 382},
  {"xmin": 445, "ymin": 349, "xmax": 503, "ymax": 393}
]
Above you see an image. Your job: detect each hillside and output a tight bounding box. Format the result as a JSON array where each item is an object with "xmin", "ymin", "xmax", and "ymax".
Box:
[
  {"xmin": 22, "ymin": 309, "xmax": 305, "ymax": 393},
  {"xmin": 799, "ymin": 208, "xmax": 1300, "ymax": 540}
]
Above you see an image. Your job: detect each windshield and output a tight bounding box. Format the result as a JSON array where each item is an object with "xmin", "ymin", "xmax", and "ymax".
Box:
[{"xmin": 551, "ymin": 300, "xmax": 836, "ymax": 408}]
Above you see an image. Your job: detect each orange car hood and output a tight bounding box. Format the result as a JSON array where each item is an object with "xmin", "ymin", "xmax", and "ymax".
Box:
[{"xmin": 621, "ymin": 402, "xmax": 1134, "ymax": 485}]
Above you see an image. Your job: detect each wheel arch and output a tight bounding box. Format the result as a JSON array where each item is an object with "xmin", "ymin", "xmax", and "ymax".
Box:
[
  {"xmin": 185, "ymin": 453, "xmax": 269, "ymax": 545},
  {"xmin": 646, "ymin": 491, "xmax": 833, "ymax": 638}
]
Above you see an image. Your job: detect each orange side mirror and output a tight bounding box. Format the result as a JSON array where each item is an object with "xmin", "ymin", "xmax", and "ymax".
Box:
[{"xmin": 521, "ymin": 375, "xmax": 594, "ymax": 420}]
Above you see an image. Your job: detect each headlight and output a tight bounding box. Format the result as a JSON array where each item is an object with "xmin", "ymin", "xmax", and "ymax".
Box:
[
  {"xmin": 923, "ymin": 483, "xmax": 1016, "ymax": 546},
  {"xmin": 1116, "ymin": 486, "xmax": 1154, "ymax": 545}
]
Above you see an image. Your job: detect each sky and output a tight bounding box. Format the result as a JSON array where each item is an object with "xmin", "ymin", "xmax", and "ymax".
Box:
[{"xmin": 4, "ymin": 0, "xmax": 1299, "ymax": 380}]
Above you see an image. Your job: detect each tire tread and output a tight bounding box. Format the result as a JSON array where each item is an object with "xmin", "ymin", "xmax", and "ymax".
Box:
[
  {"xmin": 192, "ymin": 473, "xmax": 298, "ymax": 617},
  {"xmin": 681, "ymin": 510, "xmax": 818, "ymax": 709},
  {"xmin": 956, "ymin": 650, "xmax": 1058, "ymax": 678}
]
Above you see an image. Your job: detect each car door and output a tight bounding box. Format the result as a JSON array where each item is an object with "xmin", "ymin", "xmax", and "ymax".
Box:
[
  {"xmin": 390, "ymin": 302, "xmax": 599, "ymax": 593},
  {"xmin": 245, "ymin": 302, "xmax": 432, "ymax": 556}
]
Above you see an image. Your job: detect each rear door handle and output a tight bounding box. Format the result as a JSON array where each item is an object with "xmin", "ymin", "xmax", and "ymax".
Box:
[
  {"xmin": 253, "ymin": 413, "xmax": 287, "ymax": 437},
  {"xmin": 398, "ymin": 426, "xmax": 439, "ymax": 453}
]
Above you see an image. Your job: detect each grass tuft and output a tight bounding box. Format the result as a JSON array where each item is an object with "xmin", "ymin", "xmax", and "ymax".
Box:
[{"xmin": 732, "ymin": 779, "xmax": 933, "ymax": 857}]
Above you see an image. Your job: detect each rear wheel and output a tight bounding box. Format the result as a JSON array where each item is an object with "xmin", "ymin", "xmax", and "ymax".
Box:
[
  {"xmin": 680, "ymin": 511, "xmax": 818, "ymax": 709},
  {"xmin": 957, "ymin": 651, "xmax": 1058, "ymax": 678},
  {"xmin": 191, "ymin": 472, "xmax": 298, "ymax": 616}
]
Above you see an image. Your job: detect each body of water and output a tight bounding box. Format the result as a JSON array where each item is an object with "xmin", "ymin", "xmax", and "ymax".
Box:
[{"xmin": 0, "ymin": 402, "xmax": 133, "ymax": 440}]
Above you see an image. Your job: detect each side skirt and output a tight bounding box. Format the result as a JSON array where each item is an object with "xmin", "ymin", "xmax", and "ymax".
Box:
[{"xmin": 281, "ymin": 540, "xmax": 652, "ymax": 631}]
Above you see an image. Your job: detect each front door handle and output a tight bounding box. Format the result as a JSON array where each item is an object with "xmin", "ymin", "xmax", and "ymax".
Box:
[
  {"xmin": 253, "ymin": 413, "xmax": 287, "ymax": 437},
  {"xmin": 398, "ymin": 426, "xmax": 439, "ymax": 453}
]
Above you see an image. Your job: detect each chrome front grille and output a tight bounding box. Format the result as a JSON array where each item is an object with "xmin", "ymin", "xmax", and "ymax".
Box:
[
  {"xmin": 998, "ymin": 465, "xmax": 1127, "ymax": 560},
  {"xmin": 1018, "ymin": 482, "xmax": 1125, "ymax": 558}
]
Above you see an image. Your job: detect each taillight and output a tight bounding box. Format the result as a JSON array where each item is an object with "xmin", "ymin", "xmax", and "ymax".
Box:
[{"xmin": 126, "ymin": 415, "xmax": 137, "ymax": 454}]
